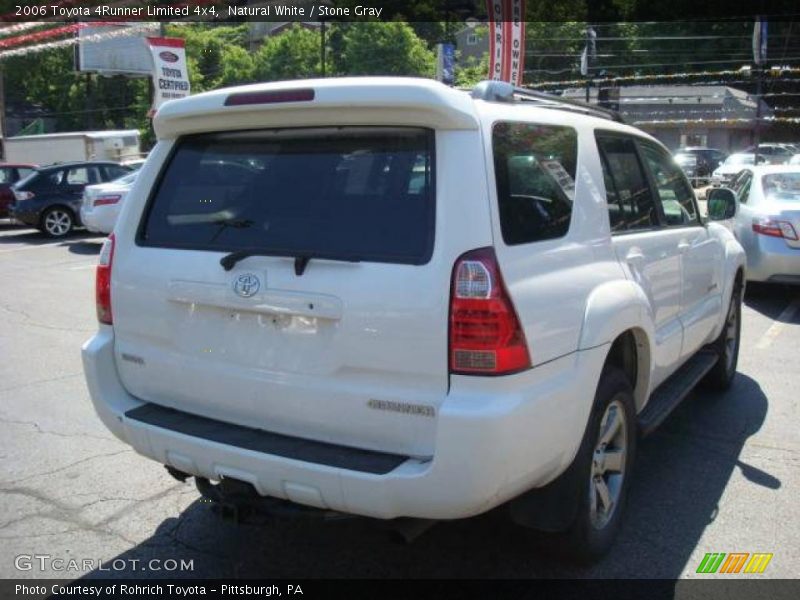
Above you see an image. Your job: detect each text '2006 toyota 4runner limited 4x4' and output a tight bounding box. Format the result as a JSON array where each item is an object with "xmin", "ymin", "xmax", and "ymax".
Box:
[{"xmin": 82, "ymin": 78, "xmax": 745, "ymax": 562}]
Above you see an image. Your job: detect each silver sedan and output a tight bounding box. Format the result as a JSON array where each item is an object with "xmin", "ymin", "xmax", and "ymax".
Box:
[{"xmin": 709, "ymin": 165, "xmax": 800, "ymax": 284}]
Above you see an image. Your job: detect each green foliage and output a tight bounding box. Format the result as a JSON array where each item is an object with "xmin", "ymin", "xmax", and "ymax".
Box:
[
  {"xmin": 254, "ymin": 25, "xmax": 320, "ymax": 82},
  {"xmin": 163, "ymin": 24, "xmax": 253, "ymax": 91},
  {"xmin": 341, "ymin": 22, "xmax": 435, "ymax": 77}
]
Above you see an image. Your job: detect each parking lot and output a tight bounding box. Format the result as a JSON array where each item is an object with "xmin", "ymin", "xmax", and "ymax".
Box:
[{"xmin": 0, "ymin": 222, "xmax": 798, "ymax": 580}]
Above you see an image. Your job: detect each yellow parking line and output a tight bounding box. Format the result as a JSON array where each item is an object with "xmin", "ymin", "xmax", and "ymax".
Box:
[{"xmin": 755, "ymin": 298, "xmax": 800, "ymax": 350}]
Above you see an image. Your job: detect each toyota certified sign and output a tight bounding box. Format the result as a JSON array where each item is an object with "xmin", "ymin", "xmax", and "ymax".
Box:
[{"xmin": 147, "ymin": 37, "xmax": 191, "ymax": 114}]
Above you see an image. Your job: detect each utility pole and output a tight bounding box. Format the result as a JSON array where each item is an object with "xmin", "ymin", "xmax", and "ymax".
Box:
[
  {"xmin": 582, "ymin": 26, "xmax": 596, "ymax": 103},
  {"xmin": 752, "ymin": 16, "xmax": 767, "ymax": 164},
  {"xmin": 0, "ymin": 66, "xmax": 5, "ymax": 159}
]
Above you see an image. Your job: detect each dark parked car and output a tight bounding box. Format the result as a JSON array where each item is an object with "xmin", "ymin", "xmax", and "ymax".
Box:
[
  {"xmin": 0, "ymin": 163, "xmax": 37, "ymax": 218},
  {"xmin": 9, "ymin": 161, "xmax": 131, "ymax": 237},
  {"xmin": 673, "ymin": 147, "xmax": 728, "ymax": 186}
]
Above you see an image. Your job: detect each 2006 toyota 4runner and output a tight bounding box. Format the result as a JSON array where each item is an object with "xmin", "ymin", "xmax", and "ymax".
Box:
[{"xmin": 82, "ymin": 78, "xmax": 746, "ymax": 561}]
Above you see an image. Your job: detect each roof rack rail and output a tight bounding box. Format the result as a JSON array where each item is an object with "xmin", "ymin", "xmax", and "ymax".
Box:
[{"xmin": 471, "ymin": 80, "xmax": 624, "ymax": 123}]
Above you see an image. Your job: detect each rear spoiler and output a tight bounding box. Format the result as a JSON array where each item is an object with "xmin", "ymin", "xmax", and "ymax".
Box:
[{"xmin": 153, "ymin": 78, "xmax": 480, "ymax": 139}]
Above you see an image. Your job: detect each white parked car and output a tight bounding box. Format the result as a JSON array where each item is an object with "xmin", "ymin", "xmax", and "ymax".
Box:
[
  {"xmin": 82, "ymin": 78, "xmax": 745, "ymax": 562},
  {"xmin": 80, "ymin": 171, "xmax": 138, "ymax": 235},
  {"xmin": 711, "ymin": 153, "xmax": 763, "ymax": 187},
  {"xmin": 707, "ymin": 165, "xmax": 800, "ymax": 284}
]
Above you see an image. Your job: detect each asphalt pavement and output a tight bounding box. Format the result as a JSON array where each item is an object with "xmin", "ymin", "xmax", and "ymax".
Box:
[{"xmin": 0, "ymin": 222, "xmax": 798, "ymax": 581}]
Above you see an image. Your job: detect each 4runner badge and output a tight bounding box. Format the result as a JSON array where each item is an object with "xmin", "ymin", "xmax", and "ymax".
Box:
[{"xmin": 233, "ymin": 273, "xmax": 261, "ymax": 298}]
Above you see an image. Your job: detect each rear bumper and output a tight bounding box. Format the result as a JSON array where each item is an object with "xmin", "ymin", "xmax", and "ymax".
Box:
[
  {"xmin": 82, "ymin": 328, "xmax": 607, "ymax": 520},
  {"xmin": 745, "ymin": 235, "xmax": 800, "ymax": 283},
  {"xmin": 7, "ymin": 205, "xmax": 39, "ymax": 226},
  {"xmin": 80, "ymin": 206, "xmax": 111, "ymax": 234}
]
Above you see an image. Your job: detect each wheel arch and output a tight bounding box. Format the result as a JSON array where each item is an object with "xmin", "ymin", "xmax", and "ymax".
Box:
[
  {"xmin": 39, "ymin": 203, "xmax": 76, "ymax": 222},
  {"xmin": 579, "ymin": 279, "xmax": 655, "ymax": 412}
]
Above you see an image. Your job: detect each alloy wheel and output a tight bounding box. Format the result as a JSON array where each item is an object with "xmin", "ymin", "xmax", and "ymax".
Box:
[
  {"xmin": 44, "ymin": 210, "xmax": 72, "ymax": 237},
  {"xmin": 589, "ymin": 398, "xmax": 628, "ymax": 530}
]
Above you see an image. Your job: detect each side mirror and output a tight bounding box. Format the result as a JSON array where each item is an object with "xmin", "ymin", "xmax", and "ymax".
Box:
[{"xmin": 707, "ymin": 188, "xmax": 737, "ymax": 220}]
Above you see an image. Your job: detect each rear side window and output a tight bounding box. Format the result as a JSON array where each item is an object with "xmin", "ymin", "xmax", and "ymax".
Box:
[
  {"xmin": 596, "ymin": 135, "xmax": 658, "ymax": 233},
  {"xmin": 492, "ymin": 122, "xmax": 578, "ymax": 245},
  {"xmin": 26, "ymin": 170, "xmax": 64, "ymax": 192},
  {"xmin": 139, "ymin": 127, "xmax": 435, "ymax": 265}
]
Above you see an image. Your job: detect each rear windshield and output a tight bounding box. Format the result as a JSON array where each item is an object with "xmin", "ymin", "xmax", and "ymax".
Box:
[
  {"xmin": 762, "ymin": 172, "xmax": 800, "ymax": 201},
  {"xmin": 139, "ymin": 127, "xmax": 435, "ymax": 264},
  {"xmin": 492, "ymin": 122, "xmax": 578, "ymax": 245}
]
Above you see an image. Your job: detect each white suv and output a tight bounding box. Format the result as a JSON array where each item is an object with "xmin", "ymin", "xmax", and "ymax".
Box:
[{"xmin": 82, "ymin": 78, "xmax": 745, "ymax": 561}]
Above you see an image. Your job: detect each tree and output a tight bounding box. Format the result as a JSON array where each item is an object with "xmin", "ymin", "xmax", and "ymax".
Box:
[
  {"xmin": 219, "ymin": 45, "xmax": 256, "ymax": 87},
  {"xmin": 341, "ymin": 22, "xmax": 435, "ymax": 77},
  {"xmin": 254, "ymin": 25, "xmax": 320, "ymax": 82},
  {"xmin": 163, "ymin": 23, "xmax": 253, "ymax": 91}
]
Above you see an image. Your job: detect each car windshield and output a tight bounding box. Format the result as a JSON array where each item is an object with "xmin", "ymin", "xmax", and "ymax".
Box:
[
  {"xmin": 762, "ymin": 173, "xmax": 800, "ymax": 201},
  {"xmin": 674, "ymin": 153, "xmax": 697, "ymax": 165},
  {"xmin": 140, "ymin": 127, "xmax": 435, "ymax": 265},
  {"xmin": 724, "ymin": 154, "xmax": 754, "ymax": 166}
]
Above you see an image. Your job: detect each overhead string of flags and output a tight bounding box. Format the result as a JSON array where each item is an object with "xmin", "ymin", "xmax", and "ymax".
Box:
[{"xmin": 0, "ymin": 23, "xmax": 159, "ymax": 59}]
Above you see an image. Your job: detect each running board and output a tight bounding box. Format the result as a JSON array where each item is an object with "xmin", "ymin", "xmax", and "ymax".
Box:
[{"xmin": 638, "ymin": 352, "xmax": 718, "ymax": 436}]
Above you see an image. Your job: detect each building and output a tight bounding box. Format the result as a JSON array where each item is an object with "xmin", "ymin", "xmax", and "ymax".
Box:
[
  {"xmin": 247, "ymin": 21, "xmax": 320, "ymax": 52},
  {"xmin": 563, "ymin": 85, "xmax": 773, "ymax": 153},
  {"xmin": 453, "ymin": 26, "xmax": 489, "ymax": 63}
]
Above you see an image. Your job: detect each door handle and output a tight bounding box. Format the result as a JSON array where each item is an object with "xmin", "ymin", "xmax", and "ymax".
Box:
[
  {"xmin": 678, "ymin": 241, "xmax": 691, "ymax": 253},
  {"xmin": 625, "ymin": 249, "xmax": 645, "ymax": 263}
]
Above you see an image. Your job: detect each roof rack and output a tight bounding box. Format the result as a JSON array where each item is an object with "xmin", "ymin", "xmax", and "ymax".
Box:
[{"xmin": 471, "ymin": 80, "xmax": 624, "ymax": 123}]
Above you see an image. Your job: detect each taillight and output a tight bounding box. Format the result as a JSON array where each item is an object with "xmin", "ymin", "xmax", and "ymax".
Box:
[
  {"xmin": 449, "ymin": 247, "xmax": 531, "ymax": 375},
  {"xmin": 94, "ymin": 194, "xmax": 122, "ymax": 207},
  {"xmin": 752, "ymin": 217, "xmax": 799, "ymax": 240},
  {"xmin": 13, "ymin": 190, "xmax": 34, "ymax": 201},
  {"xmin": 96, "ymin": 234, "xmax": 115, "ymax": 325}
]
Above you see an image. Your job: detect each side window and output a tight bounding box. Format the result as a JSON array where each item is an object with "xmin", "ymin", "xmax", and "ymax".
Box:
[
  {"xmin": 596, "ymin": 134, "xmax": 659, "ymax": 233},
  {"xmin": 68, "ymin": 166, "xmax": 101, "ymax": 185},
  {"xmin": 103, "ymin": 165, "xmax": 130, "ymax": 181},
  {"xmin": 492, "ymin": 122, "xmax": 578, "ymax": 245},
  {"xmin": 29, "ymin": 170, "xmax": 64, "ymax": 191},
  {"xmin": 639, "ymin": 143, "xmax": 699, "ymax": 227},
  {"xmin": 66, "ymin": 167, "xmax": 90, "ymax": 185}
]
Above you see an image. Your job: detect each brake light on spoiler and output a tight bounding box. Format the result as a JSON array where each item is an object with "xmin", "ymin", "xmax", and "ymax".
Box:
[{"xmin": 224, "ymin": 88, "xmax": 315, "ymax": 106}]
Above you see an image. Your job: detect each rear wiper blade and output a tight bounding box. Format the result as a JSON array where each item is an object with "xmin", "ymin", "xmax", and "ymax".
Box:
[{"xmin": 220, "ymin": 249, "xmax": 361, "ymax": 276}]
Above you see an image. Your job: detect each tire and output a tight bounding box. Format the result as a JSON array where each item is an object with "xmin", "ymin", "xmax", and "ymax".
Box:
[
  {"xmin": 701, "ymin": 281, "xmax": 742, "ymax": 391},
  {"xmin": 557, "ymin": 367, "xmax": 637, "ymax": 564},
  {"xmin": 40, "ymin": 206, "xmax": 74, "ymax": 238}
]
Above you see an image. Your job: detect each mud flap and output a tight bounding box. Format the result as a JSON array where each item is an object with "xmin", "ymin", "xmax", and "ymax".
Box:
[{"xmin": 507, "ymin": 454, "xmax": 583, "ymax": 532}]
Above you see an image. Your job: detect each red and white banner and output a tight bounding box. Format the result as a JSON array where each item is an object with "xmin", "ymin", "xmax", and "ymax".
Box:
[
  {"xmin": 487, "ymin": 0, "xmax": 505, "ymax": 80},
  {"xmin": 486, "ymin": 0, "xmax": 526, "ymax": 86},
  {"xmin": 147, "ymin": 37, "xmax": 191, "ymax": 115}
]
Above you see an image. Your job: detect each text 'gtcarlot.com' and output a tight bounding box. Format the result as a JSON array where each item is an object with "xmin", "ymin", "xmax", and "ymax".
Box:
[{"xmin": 14, "ymin": 554, "xmax": 193, "ymax": 573}]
